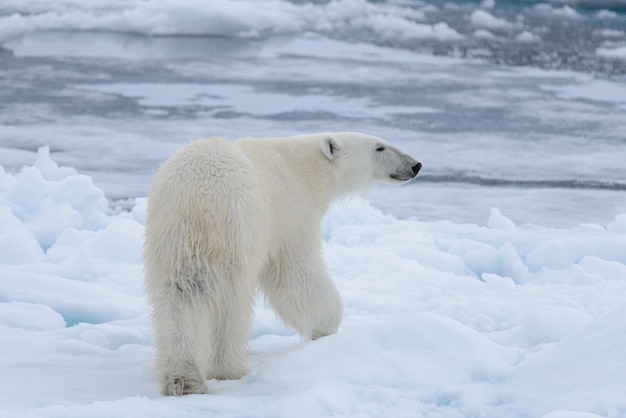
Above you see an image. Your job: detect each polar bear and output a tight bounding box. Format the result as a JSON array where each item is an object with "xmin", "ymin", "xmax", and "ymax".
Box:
[{"xmin": 144, "ymin": 132, "xmax": 421, "ymax": 396}]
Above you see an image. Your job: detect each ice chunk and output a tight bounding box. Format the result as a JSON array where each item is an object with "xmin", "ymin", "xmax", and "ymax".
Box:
[
  {"xmin": 511, "ymin": 304, "xmax": 626, "ymax": 414},
  {"xmin": 473, "ymin": 29, "xmax": 496, "ymax": 40},
  {"xmin": 516, "ymin": 31, "xmax": 540, "ymax": 43},
  {"xmin": 470, "ymin": 10, "xmax": 513, "ymax": 31},
  {"xmin": 0, "ymin": 301, "xmax": 66, "ymax": 330},
  {"xmin": 0, "ymin": 269, "xmax": 143, "ymax": 326},
  {"xmin": 597, "ymin": 46, "xmax": 626, "ymax": 60},
  {"xmin": 33, "ymin": 146, "xmax": 77, "ymax": 181},
  {"xmin": 488, "ymin": 208, "xmax": 516, "ymax": 229},
  {"xmin": 519, "ymin": 306, "xmax": 592, "ymax": 345},
  {"xmin": 0, "ymin": 207, "xmax": 43, "ymax": 264}
]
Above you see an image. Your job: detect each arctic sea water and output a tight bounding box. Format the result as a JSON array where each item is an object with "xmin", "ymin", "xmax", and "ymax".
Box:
[
  {"xmin": 1, "ymin": 0, "xmax": 625, "ymax": 226},
  {"xmin": 1, "ymin": 0, "xmax": 626, "ymax": 417}
]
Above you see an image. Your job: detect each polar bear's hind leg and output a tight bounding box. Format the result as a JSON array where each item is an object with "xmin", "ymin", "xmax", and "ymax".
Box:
[{"xmin": 150, "ymin": 270, "xmax": 212, "ymax": 396}]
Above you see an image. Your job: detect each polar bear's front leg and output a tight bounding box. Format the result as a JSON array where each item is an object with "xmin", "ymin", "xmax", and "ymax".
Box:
[
  {"xmin": 260, "ymin": 245, "xmax": 343, "ymax": 340},
  {"xmin": 206, "ymin": 268, "xmax": 257, "ymax": 381}
]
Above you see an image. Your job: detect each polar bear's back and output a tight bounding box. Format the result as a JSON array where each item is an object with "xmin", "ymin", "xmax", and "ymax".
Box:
[{"xmin": 145, "ymin": 137, "xmax": 265, "ymax": 275}]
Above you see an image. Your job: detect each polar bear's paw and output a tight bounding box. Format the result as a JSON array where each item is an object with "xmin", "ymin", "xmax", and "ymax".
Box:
[
  {"xmin": 210, "ymin": 366, "xmax": 247, "ymax": 381},
  {"xmin": 163, "ymin": 365, "xmax": 209, "ymax": 396}
]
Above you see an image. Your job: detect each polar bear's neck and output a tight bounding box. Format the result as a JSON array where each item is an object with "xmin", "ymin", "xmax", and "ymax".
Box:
[{"xmin": 237, "ymin": 137, "xmax": 339, "ymax": 216}]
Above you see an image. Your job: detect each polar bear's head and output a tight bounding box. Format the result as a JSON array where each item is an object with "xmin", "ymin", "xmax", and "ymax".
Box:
[{"xmin": 320, "ymin": 132, "xmax": 421, "ymax": 193}]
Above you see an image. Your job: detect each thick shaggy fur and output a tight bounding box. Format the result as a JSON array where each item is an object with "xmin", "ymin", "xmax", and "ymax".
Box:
[{"xmin": 144, "ymin": 132, "xmax": 420, "ymax": 395}]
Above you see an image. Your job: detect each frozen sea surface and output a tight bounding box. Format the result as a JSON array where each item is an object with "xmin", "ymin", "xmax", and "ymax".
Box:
[
  {"xmin": 1, "ymin": 0, "xmax": 625, "ymax": 227},
  {"xmin": 1, "ymin": 0, "xmax": 626, "ymax": 417}
]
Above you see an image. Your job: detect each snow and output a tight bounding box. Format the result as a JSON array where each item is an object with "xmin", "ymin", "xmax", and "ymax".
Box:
[
  {"xmin": 533, "ymin": 4, "xmax": 582, "ymax": 19},
  {"xmin": 597, "ymin": 45, "xmax": 626, "ymax": 60},
  {"xmin": 480, "ymin": 0, "xmax": 496, "ymax": 9},
  {"xmin": 551, "ymin": 5, "xmax": 582, "ymax": 19},
  {"xmin": 540, "ymin": 79, "xmax": 626, "ymax": 104},
  {"xmin": 1, "ymin": 148, "xmax": 625, "ymax": 417},
  {"xmin": 74, "ymin": 82, "xmax": 438, "ymax": 119},
  {"xmin": 593, "ymin": 29, "xmax": 625, "ymax": 38},
  {"xmin": 597, "ymin": 9, "xmax": 618, "ymax": 19},
  {"xmin": 515, "ymin": 30, "xmax": 540, "ymax": 43},
  {"xmin": 473, "ymin": 29, "xmax": 496, "ymax": 40},
  {"xmin": 0, "ymin": 0, "xmax": 460, "ymax": 45},
  {"xmin": 469, "ymin": 10, "xmax": 513, "ymax": 32}
]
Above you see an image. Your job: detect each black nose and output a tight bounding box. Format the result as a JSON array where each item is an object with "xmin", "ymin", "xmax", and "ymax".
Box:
[{"xmin": 412, "ymin": 162, "xmax": 422, "ymax": 176}]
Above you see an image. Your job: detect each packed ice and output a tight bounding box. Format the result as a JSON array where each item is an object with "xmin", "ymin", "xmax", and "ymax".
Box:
[{"xmin": 1, "ymin": 146, "xmax": 625, "ymax": 417}]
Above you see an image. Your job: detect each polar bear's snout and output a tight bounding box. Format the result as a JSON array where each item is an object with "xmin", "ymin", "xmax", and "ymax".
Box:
[
  {"xmin": 390, "ymin": 158, "xmax": 421, "ymax": 182},
  {"xmin": 412, "ymin": 161, "xmax": 422, "ymax": 176}
]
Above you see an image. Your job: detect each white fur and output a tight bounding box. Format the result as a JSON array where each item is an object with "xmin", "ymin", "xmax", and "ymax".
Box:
[{"xmin": 143, "ymin": 132, "xmax": 420, "ymax": 396}]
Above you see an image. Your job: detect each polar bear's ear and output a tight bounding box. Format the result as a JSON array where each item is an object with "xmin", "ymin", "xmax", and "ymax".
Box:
[{"xmin": 322, "ymin": 137, "xmax": 341, "ymax": 161}]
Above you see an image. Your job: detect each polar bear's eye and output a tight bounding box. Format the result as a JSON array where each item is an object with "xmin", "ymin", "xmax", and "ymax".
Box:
[{"xmin": 375, "ymin": 145, "xmax": 385, "ymax": 152}]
